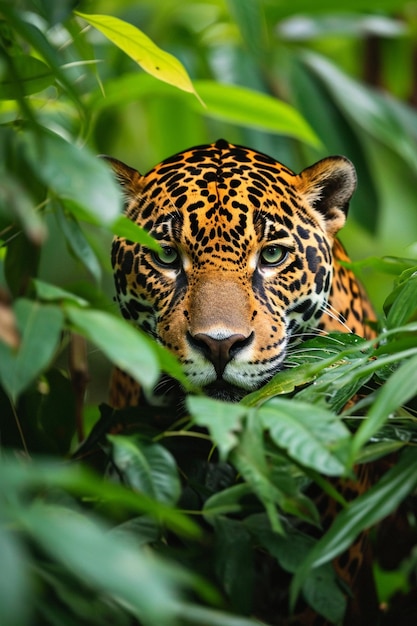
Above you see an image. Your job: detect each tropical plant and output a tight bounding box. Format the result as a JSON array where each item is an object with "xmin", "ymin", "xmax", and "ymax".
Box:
[{"xmin": 0, "ymin": 1, "xmax": 416, "ymax": 625}]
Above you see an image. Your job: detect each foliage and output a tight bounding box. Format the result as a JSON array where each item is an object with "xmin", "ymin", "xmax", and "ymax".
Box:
[{"xmin": 1, "ymin": 1, "xmax": 417, "ymax": 625}]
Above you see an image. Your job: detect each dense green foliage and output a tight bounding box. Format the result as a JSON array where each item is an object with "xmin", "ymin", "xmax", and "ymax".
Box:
[{"xmin": 1, "ymin": 1, "xmax": 417, "ymax": 625}]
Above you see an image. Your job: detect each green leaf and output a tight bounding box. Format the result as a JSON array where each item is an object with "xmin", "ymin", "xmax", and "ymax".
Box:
[
  {"xmin": 301, "ymin": 563, "xmax": 346, "ymax": 624},
  {"xmin": 112, "ymin": 215, "xmax": 161, "ymax": 251},
  {"xmin": 385, "ymin": 271, "xmax": 417, "ymax": 327},
  {"xmin": 32, "ymin": 279, "xmax": 89, "ymax": 307},
  {"xmin": 0, "ymin": 55, "xmax": 53, "ymax": 99},
  {"xmin": 291, "ymin": 447, "xmax": 417, "ymax": 609},
  {"xmin": 233, "ymin": 412, "xmax": 284, "ymax": 533},
  {"xmin": 295, "ymin": 356, "xmax": 373, "ymax": 413},
  {"xmin": 187, "ymin": 396, "xmax": 247, "ymax": 460},
  {"xmin": 0, "ymin": 456, "xmax": 200, "ymax": 539},
  {"xmin": 244, "ymin": 333, "xmax": 370, "ymax": 408},
  {"xmin": 149, "ymin": 338, "xmax": 191, "ymax": 389},
  {"xmin": 109, "ymin": 435, "xmax": 181, "ymax": 505},
  {"xmin": 259, "ymin": 398, "xmax": 350, "ymax": 475},
  {"xmin": 0, "ymin": 527, "xmax": 32, "ymax": 626},
  {"xmin": 193, "ymin": 80, "xmax": 320, "ymax": 146},
  {"xmin": 55, "ymin": 201, "xmax": 101, "ymax": 282},
  {"xmin": 243, "ymin": 362, "xmax": 321, "ymax": 407},
  {"xmin": 65, "ymin": 306, "xmax": 159, "ymax": 392},
  {"xmin": 75, "ymin": 12, "xmax": 200, "ymax": 101},
  {"xmin": 0, "ymin": 299, "xmax": 63, "ymax": 401},
  {"xmin": 22, "ymin": 129, "xmax": 122, "ymax": 226},
  {"xmin": 352, "ymin": 354, "xmax": 417, "ymax": 456},
  {"xmin": 204, "ymin": 484, "xmax": 252, "ymax": 522},
  {"xmin": 19, "ymin": 503, "xmax": 182, "ymax": 625}
]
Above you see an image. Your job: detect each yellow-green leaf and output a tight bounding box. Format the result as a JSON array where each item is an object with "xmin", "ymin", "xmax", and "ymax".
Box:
[{"xmin": 75, "ymin": 12, "xmax": 200, "ymax": 101}]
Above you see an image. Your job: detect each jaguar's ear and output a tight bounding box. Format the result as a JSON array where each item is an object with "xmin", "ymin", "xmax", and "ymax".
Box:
[
  {"xmin": 296, "ymin": 156, "xmax": 357, "ymax": 237},
  {"xmin": 101, "ymin": 156, "xmax": 143, "ymax": 205}
]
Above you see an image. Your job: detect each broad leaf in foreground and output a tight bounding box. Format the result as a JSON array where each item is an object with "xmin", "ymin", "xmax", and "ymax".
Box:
[
  {"xmin": 76, "ymin": 12, "xmax": 200, "ymax": 101},
  {"xmin": 0, "ymin": 299, "xmax": 63, "ymax": 401}
]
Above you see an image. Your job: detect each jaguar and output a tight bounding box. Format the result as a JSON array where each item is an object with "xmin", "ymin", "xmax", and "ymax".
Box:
[
  {"xmin": 107, "ymin": 138, "xmax": 375, "ymax": 408},
  {"xmin": 105, "ymin": 139, "xmax": 378, "ymax": 625}
]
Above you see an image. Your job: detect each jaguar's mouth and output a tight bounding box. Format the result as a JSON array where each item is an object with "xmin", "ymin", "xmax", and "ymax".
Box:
[{"xmin": 203, "ymin": 380, "xmax": 247, "ymax": 402}]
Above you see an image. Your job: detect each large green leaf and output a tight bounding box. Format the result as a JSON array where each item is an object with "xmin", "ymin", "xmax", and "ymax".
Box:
[
  {"xmin": 65, "ymin": 306, "xmax": 159, "ymax": 392},
  {"xmin": 22, "ymin": 129, "xmax": 122, "ymax": 225},
  {"xmin": 0, "ymin": 299, "xmax": 63, "ymax": 402},
  {"xmin": 0, "ymin": 456, "xmax": 200, "ymax": 539},
  {"xmin": 242, "ymin": 362, "xmax": 320, "ymax": 407},
  {"xmin": 259, "ymin": 398, "xmax": 350, "ymax": 475},
  {"xmin": 187, "ymin": 396, "xmax": 247, "ymax": 459},
  {"xmin": 33, "ymin": 279, "xmax": 89, "ymax": 307},
  {"xmin": 244, "ymin": 333, "xmax": 372, "ymax": 409},
  {"xmin": 233, "ymin": 412, "xmax": 284, "ymax": 533},
  {"xmin": 109, "ymin": 435, "xmax": 181, "ymax": 505},
  {"xmin": 75, "ymin": 12, "xmax": 200, "ymax": 101}
]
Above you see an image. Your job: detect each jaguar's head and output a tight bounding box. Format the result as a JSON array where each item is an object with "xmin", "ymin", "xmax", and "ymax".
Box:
[{"xmin": 107, "ymin": 139, "xmax": 356, "ymax": 401}]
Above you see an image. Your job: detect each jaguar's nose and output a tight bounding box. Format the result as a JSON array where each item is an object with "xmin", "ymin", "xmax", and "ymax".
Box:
[{"xmin": 188, "ymin": 332, "xmax": 254, "ymax": 378}]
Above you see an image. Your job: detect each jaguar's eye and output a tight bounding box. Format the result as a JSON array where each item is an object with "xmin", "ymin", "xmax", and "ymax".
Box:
[
  {"xmin": 153, "ymin": 246, "xmax": 179, "ymax": 268},
  {"xmin": 260, "ymin": 245, "xmax": 288, "ymax": 267}
]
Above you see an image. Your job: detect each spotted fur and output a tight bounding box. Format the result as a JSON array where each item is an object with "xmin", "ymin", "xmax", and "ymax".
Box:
[{"xmin": 107, "ymin": 139, "xmax": 374, "ymax": 407}]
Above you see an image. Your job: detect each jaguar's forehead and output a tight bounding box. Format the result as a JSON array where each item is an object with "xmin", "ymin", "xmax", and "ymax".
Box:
[
  {"xmin": 130, "ymin": 140, "xmax": 313, "ymax": 247},
  {"xmin": 143, "ymin": 140, "xmax": 295, "ymax": 204}
]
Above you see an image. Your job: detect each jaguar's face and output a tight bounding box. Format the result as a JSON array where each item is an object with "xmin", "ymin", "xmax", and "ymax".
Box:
[{"xmin": 109, "ymin": 140, "xmax": 356, "ymax": 401}]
